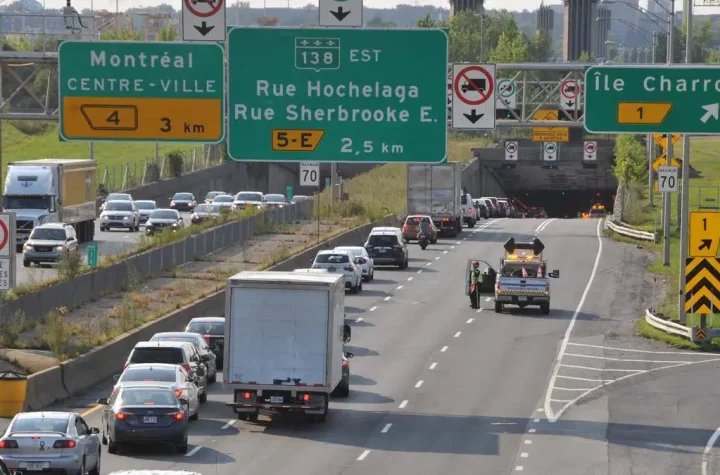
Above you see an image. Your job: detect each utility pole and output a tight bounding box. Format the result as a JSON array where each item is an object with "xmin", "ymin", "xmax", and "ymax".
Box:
[
  {"xmin": 678, "ymin": 0, "xmax": 693, "ymax": 325},
  {"xmin": 662, "ymin": 0, "xmax": 675, "ymax": 267}
]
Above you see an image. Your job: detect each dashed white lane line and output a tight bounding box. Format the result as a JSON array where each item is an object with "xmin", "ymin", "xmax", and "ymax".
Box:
[
  {"xmin": 185, "ymin": 445, "xmax": 202, "ymax": 457},
  {"xmin": 221, "ymin": 420, "xmax": 236, "ymax": 430},
  {"xmin": 454, "ymin": 331, "xmax": 462, "ymax": 338},
  {"xmin": 536, "ymin": 408, "xmax": 544, "ymax": 412},
  {"xmin": 357, "ymin": 450, "xmax": 371, "ymax": 461},
  {"xmin": 381, "ymin": 423, "xmax": 392, "ymax": 433},
  {"xmin": 533, "ymin": 418, "xmax": 540, "ymax": 423},
  {"xmin": 485, "ymin": 297, "xmax": 492, "ymax": 302},
  {"xmin": 463, "ymin": 237, "xmax": 468, "ymax": 241},
  {"xmin": 515, "ymin": 467, "xmax": 524, "ymax": 471},
  {"xmin": 528, "ymin": 429, "xmax": 536, "ymax": 433},
  {"xmin": 415, "ymin": 380, "xmax": 424, "ymax": 388},
  {"xmin": 524, "ymin": 440, "xmax": 532, "ymax": 445},
  {"xmin": 456, "ymin": 241, "xmax": 461, "ymax": 245},
  {"xmin": 426, "ymin": 262, "xmax": 432, "ymax": 266},
  {"xmin": 443, "ymin": 250, "xmax": 448, "ymax": 254},
  {"xmin": 398, "ymin": 400, "xmax": 409, "ymax": 409},
  {"xmin": 451, "ymin": 245, "xmax": 456, "ymax": 249},
  {"xmin": 370, "ymin": 306, "xmax": 377, "ymax": 312},
  {"xmin": 407, "ymin": 277, "xmax": 413, "ymax": 281},
  {"xmin": 356, "ymin": 317, "xmax": 363, "ymax": 323},
  {"xmin": 435, "ymin": 256, "xmax": 440, "ymax": 260},
  {"xmin": 441, "ymin": 346, "xmax": 449, "ymax": 352},
  {"xmin": 476, "ymin": 307, "xmax": 483, "ymax": 313},
  {"xmin": 417, "ymin": 270, "xmax": 423, "ymax": 274},
  {"xmin": 521, "ymin": 453, "xmax": 529, "ymax": 458},
  {"xmin": 429, "ymin": 362, "xmax": 437, "ymax": 370},
  {"xmin": 466, "ymin": 318, "xmax": 474, "ymax": 323},
  {"xmin": 384, "ymin": 296, "xmax": 391, "ymax": 301},
  {"xmin": 396, "ymin": 285, "xmax": 404, "ymax": 290}
]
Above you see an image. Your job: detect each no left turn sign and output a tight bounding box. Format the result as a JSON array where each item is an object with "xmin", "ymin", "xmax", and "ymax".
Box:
[
  {"xmin": 560, "ymin": 80, "xmax": 579, "ymax": 100},
  {"xmin": 454, "ymin": 65, "xmax": 495, "ymax": 106}
]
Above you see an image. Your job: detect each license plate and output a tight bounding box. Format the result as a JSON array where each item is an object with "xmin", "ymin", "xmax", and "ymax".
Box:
[
  {"xmin": 270, "ymin": 396, "xmax": 284, "ymax": 403},
  {"xmin": 518, "ymin": 296, "xmax": 528, "ymax": 301},
  {"xmin": 143, "ymin": 416, "xmax": 157, "ymax": 423},
  {"xmin": 22, "ymin": 463, "xmax": 48, "ymax": 471},
  {"xmin": 379, "ymin": 249, "xmax": 386, "ymax": 254},
  {"xmin": 328, "ymin": 267, "xmax": 336, "ymax": 272}
]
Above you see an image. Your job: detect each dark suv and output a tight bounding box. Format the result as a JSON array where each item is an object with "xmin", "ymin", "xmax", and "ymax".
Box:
[
  {"xmin": 185, "ymin": 317, "xmax": 225, "ymax": 370},
  {"xmin": 526, "ymin": 206, "xmax": 547, "ymax": 218},
  {"xmin": 364, "ymin": 231, "xmax": 409, "ymax": 269}
]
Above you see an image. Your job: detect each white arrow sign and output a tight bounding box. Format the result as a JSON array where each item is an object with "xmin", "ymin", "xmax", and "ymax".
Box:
[
  {"xmin": 701, "ymin": 103, "xmax": 719, "ymax": 124},
  {"xmin": 584, "ymin": 141, "xmax": 597, "ymax": 161},
  {"xmin": 182, "ymin": 0, "xmax": 226, "ymax": 42},
  {"xmin": 543, "ymin": 142, "xmax": 557, "ymax": 161},
  {"xmin": 319, "ymin": 0, "xmax": 363, "ymax": 27},
  {"xmin": 505, "ymin": 141, "xmax": 518, "ymax": 161}
]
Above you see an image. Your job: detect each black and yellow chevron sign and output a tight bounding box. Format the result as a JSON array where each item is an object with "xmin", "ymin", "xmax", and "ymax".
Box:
[
  {"xmin": 696, "ymin": 328, "xmax": 707, "ymax": 341},
  {"xmin": 685, "ymin": 257, "xmax": 720, "ymax": 314}
]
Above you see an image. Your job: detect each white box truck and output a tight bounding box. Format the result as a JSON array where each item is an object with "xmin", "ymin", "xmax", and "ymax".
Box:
[
  {"xmin": 407, "ymin": 162, "xmax": 463, "ymax": 237},
  {"xmin": 223, "ymin": 271, "xmax": 348, "ymax": 423}
]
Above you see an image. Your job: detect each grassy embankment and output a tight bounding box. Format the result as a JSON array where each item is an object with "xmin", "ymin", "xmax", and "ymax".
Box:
[{"xmin": 611, "ymin": 136, "xmax": 720, "ymax": 350}]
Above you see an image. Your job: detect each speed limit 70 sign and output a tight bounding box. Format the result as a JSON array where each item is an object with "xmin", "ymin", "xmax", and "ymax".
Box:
[
  {"xmin": 658, "ymin": 166, "xmax": 678, "ymax": 193},
  {"xmin": 300, "ymin": 162, "xmax": 320, "ymax": 187}
]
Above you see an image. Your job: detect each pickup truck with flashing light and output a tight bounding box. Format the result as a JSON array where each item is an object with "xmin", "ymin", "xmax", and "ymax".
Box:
[{"xmin": 493, "ymin": 237, "xmax": 559, "ymax": 315}]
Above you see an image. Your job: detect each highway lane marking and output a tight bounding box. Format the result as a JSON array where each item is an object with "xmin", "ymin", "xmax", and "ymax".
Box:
[
  {"xmin": 435, "ymin": 256, "xmax": 440, "ymax": 260},
  {"xmin": 564, "ymin": 352, "xmax": 703, "ymax": 364},
  {"xmin": 417, "ymin": 270, "xmax": 423, "ymax": 274},
  {"xmin": 429, "ymin": 362, "xmax": 437, "ymax": 370},
  {"xmin": 454, "ymin": 331, "xmax": 462, "ymax": 338},
  {"xmin": 491, "ymin": 422, "xmax": 517, "ymax": 425},
  {"xmin": 81, "ymin": 405, "xmax": 102, "ymax": 417},
  {"xmin": 543, "ymin": 219, "xmax": 603, "ymax": 423},
  {"xmin": 426, "ymin": 262, "xmax": 432, "ymax": 266},
  {"xmin": 398, "ymin": 400, "xmax": 409, "ymax": 409},
  {"xmin": 466, "ymin": 318, "xmax": 474, "ymax": 323},
  {"xmin": 550, "ymin": 399, "xmax": 573, "ymax": 403},
  {"xmin": 356, "ymin": 317, "xmax": 364, "ymax": 323},
  {"xmin": 381, "ymin": 423, "xmax": 392, "ymax": 433},
  {"xmin": 441, "ymin": 346, "xmax": 449, "ymax": 352},
  {"xmin": 451, "ymin": 246, "xmax": 456, "ymax": 249},
  {"xmin": 384, "ymin": 296, "xmax": 391, "ymax": 301},
  {"xmin": 476, "ymin": 307, "xmax": 483, "ymax": 313},
  {"xmin": 568, "ymin": 342, "xmax": 714, "ymax": 355},
  {"xmin": 414, "ymin": 380, "xmax": 424, "ymax": 388},
  {"xmin": 396, "ymin": 285, "xmax": 404, "ymax": 290},
  {"xmin": 536, "ymin": 408, "xmax": 544, "ymax": 412},
  {"xmin": 560, "ymin": 364, "xmax": 640, "ymax": 372},
  {"xmin": 456, "ymin": 241, "xmax": 461, "ymax": 245},
  {"xmin": 370, "ymin": 306, "xmax": 377, "ymax": 311},
  {"xmin": 485, "ymin": 297, "xmax": 492, "ymax": 302},
  {"xmin": 515, "ymin": 467, "xmax": 523, "ymax": 471},
  {"xmin": 533, "ymin": 418, "xmax": 540, "ymax": 423},
  {"xmin": 521, "ymin": 453, "xmax": 529, "ymax": 458},
  {"xmin": 524, "ymin": 440, "xmax": 532, "ymax": 445},
  {"xmin": 443, "ymin": 250, "xmax": 448, "ymax": 254},
  {"xmin": 357, "ymin": 450, "xmax": 371, "ymax": 461},
  {"xmin": 221, "ymin": 420, "xmax": 236, "ymax": 430},
  {"xmin": 407, "ymin": 277, "xmax": 413, "ymax": 281},
  {"xmin": 185, "ymin": 445, "xmax": 202, "ymax": 457},
  {"xmin": 557, "ymin": 375, "xmax": 610, "ymax": 383},
  {"xmin": 528, "ymin": 429, "xmax": 536, "ymax": 433},
  {"xmin": 554, "ymin": 387, "xmax": 590, "ymax": 391},
  {"xmin": 702, "ymin": 426, "xmax": 720, "ymax": 475}
]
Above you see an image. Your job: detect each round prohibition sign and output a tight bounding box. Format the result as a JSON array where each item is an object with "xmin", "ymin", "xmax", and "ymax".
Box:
[
  {"xmin": 560, "ymin": 79, "xmax": 579, "ymax": 100},
  {"xmin": 185, "ymin": 0, "xmax": 223, "ymax": 18},
  {"xmin": 506, "ymin": 142, "xmax": 517, "ymax": 154},
  {"xmin": 0, "ymin": 218, "xmax": 8, "ymax": 254},
  {"xmin": 454, "ymin": 66, "xmax": 494, "ymax": 106},
  {"xmin": 584, "ymin": 142, "xmax": 596, "ymax": 154},
  {"xmin": 498, "ymin": 79, "xmax": 514, "ymax": 98}
]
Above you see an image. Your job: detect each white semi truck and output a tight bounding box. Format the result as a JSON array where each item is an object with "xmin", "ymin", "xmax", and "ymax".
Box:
[
  {"xmin": 407, "ymin": 162, "xmax": 463, "ymax": 237},
  {"xmin": 223, "ymin": 271, "xmax": 350, "ymax": 423},
  {"xmin": 3, "ymin": 159, "xmax": 98, "ymax": 249}
]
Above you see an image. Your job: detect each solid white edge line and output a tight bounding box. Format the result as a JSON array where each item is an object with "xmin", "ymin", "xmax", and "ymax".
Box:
[
  {"xmin": 702, "ymin": 427, "xmax": 720, "ymax": 475},
  {"xmin": 357, "ymin": 449, "xmax": 371, "ymax": 461},
  {"xmin": 220, "ymin": 420, "xmax": 236, "ymax": 430},
  {"xmin": 567, "ymin": 341, "xmax": 715, "ymax": 355},
  {"xmin": 544, "ymin": 218, "xmax": 603, "ymax": 423},
  {"xmin": 381, "ymin": 423, "xmax": 392, "ymax": 433},
  {"xmin": 185, "ymin": 445, "xmax": 202, "ymax": 457},
  {"xmin": 398, "ymin": 400, "xmax": 408, "ymax": 408}
]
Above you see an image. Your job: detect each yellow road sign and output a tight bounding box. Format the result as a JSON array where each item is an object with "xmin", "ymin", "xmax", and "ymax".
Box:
[
  {"xmin": 531, "ymin": 109, "xmax": 569, "ymax": 142},
  {"xmin": 695, "ymin": 328, "xmax": 707, "ymax": 341},
  {"xmin": 271, "ymin": 129, "xmax": 325, "ymax": 152},
  {"xmin": 616, "ymin": 102, "xmax": 672, "ymax": 125},
  {"xmin": 652, "ymin": 154, "xmax": 681, "ymax": 173},
  {"xmin": 62, "ymin": 96, "xmax": 223, "ymax": 141},
  {"xmin": 653, "ymin": 179, "xmax": 658, "ymax": 193},
  {"xmin": 653, "ymin": 133, "xmax": 682, "ymax": 150},
  {"xmin": 689, "ymin": 211, "xmax": 720, "ymax": 257},
  {"xmin": 685, "ymin": 257, "xmax": 720, "ymax": 314}
]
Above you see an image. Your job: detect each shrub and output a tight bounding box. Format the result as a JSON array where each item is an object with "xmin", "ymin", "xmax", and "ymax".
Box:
[
  {"xmin": 10, "ymin": 120, "xmax": 51, "ymax": 136},
  {"xmin": 167, "ymin": 150, "xmax": 184, "ymax": 178},
  {"xmin": 57, "ymin": 251, "xmax": 82, "ymax": 279}
]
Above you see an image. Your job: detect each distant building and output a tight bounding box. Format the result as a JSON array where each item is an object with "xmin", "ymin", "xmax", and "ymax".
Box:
[
  {"xmin": 448, "ymin": 0, "xmax": 482, "ymax": 18},
  {"xmin": 562, "ymin": 0, "xmax": 598, "ymax": 61}
]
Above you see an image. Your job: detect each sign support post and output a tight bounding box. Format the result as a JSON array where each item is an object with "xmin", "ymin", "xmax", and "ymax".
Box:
[
  {"xmin": 679, "ymin": 0, "xmax": 693, "ymax": 326},
  {"xmin": 664, "ymin": 137, "xmax": 673, "ymax": 267}
]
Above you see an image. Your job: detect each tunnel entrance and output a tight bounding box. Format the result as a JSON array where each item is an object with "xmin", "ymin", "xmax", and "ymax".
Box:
[{"xmin": 513, "ymin": 190, "xmax": 616, "ymax": 218}]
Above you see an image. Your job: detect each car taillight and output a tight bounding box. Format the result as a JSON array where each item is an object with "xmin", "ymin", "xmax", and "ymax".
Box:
[
  {"xmin": 342, "ymin": 359, "xmax": 348, "ymax": 367},
  {"xmin": 115, "ymin": 412, "xmax": 131, "ymax": 421},
  {"xmin": 468, "ymin": 208, "xmax": 472, "ymax": 213},
  {"xmin": 169, "ymin": 411, "xmax": 185, "ymax": 421},
  {"xmin": 203, "ymin": 335, "xmax": 211, "ymax": 343},
  {"xmin": 442, "ymin": 217, "xmax": 450, "ymax": 222},
  {"xmin": 174, "ymin": 389, "xmax": 183, "ymax": 398},
  {"xmin": 344, "ymin": 266, "xmax": 354, "ymax": 271},
  {"xmin": 301, "ymin": 394, "xmax": 310, "ymax": 402},
  {"xmin": 0, "ymin": 440, "xmax": 18, "ymax": 449},
  {"xmin": 181, "ymin": 363, "xmax": 192, "ymax": 373},
  {"xmin": 53, "ymin": 440, "xmax": 77, "ymax": 449},
  {"xmin": 243, "ymin": 392, "xmax": 252, "ymax": 399}
]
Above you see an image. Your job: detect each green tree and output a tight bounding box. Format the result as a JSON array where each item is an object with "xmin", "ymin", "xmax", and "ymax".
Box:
[
  {"xmin": 416, "ymin": 13, "xmax": 436, "ymax": 28},
  {"xmin": 655, "ymin": 18, "xmax": 714, "ymax": 63},
  {"xmin": 489, "ymin": 31, "xmax": 529, "ymax": 64},
  {"xmin": 100, "ymin": 27, "xmax": 141, "ymax": 41},
  {"xmin": 528, "ymin": 29, "xmax": 552, "ymax": 62},
  {"xmin": 366, "ymin": 16, "xmax": 396, "ymax": 27},
  {"xmin": 576, "ymin": 51, "xmax": 595, "ymax": 63},
  {"xmin": 156, "ymin": 26, "xmax": 178, "ymax": 41},
  {"xmin": 613, "ymin": 135, "xmax": 646, "ymax": 186}
]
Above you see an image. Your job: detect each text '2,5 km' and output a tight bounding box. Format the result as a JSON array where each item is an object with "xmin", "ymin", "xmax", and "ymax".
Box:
[{"xmin": 58, "ymin": 41, "xmax": 225, "ymax": 143}]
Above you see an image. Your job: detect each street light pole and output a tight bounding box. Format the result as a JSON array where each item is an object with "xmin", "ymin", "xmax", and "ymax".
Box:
[{"xmin": 663, "ymin": 0, "xmax": 675, "ymax": 267}]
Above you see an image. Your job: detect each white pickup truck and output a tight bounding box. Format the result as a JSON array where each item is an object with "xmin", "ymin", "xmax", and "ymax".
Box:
[{"xmin": 493, "ymin": 238, "xmax": 559, "ymax": 315}]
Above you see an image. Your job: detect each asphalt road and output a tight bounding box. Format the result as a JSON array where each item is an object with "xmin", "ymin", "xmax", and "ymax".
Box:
[
  {"xmin": 14, "ymin": 212, "xmax": 193, "ymax": 286},
  {"xmin": 4, "ymin": 217, "xmax": 720, "ymax": 474}
]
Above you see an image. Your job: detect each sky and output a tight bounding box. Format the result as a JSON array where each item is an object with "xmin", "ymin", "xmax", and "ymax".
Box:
[{"xmin": 47, "ymin": 0, "xmax": 720, "ymax": 17}]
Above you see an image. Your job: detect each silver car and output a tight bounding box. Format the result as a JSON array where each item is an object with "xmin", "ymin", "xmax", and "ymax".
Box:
[
  {"xmin": 263, "ymin": 193, "xmax": 289, "ymax": 209},
  {"xmin": 99, "ymin": 201, "xmax": 140, "ymax": 232},
  {"xmin": 22, "ymin": 223, "xmax": 79, "ymax": 268},
  {"xmin": 112, "ymin": 364, "xmax": 201, "ymax": 420},
  {"xmin": 100, "ymin": 193, "xmax": 133, "ymax": 211},
  {"xmin": 0, "ymin": 411, "xmax": 101, "ymax": 475},
  {"xmin": 232, "ymin": 191, "xmax": 265, "ymax": 211},
  {"xmin": 145, "ymin": 209, "xmax": 185, "ymax": 236},
  {"xmin": 212, "ymin": 195, "xmax": 235, "ymax": 211},
  {"xmin": 134, "ymin": 200, "xmax": 157, "ymax": 225}
]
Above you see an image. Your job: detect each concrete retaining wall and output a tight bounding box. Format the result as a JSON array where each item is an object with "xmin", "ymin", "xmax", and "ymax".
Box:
[
  {"xmin": 3, "ymin": 201, "xmax": 314, "ymax": 322},
  {"xmin": 461, "ymin": 157, "xmax": 509, "ymax": 198},
  {"xmin": 20, "ymin": 214, "xmax": 398, "ymax": 411}
]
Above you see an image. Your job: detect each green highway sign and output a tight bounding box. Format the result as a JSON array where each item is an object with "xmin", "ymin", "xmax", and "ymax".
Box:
[
  {"xmin": 584, "ymin": 64, "xmax": 720, "ymax": 134},
  {"xmin": 227, "ymin": 27, "xmax": 448, "ymax": 163},
  {"xmin": 58, "ymin": 40, "xmax": 225, "ymax": 143},
  {"xmin": 87, "ymin": 242, "xmax": 98, "ymax": 268}
]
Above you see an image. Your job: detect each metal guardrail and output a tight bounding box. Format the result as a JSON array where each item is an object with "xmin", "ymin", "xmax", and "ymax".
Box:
[
  {"xmin": 644, "ymin": 308, "xmax": 692, "ymax": 339},
  {"xmin": 605, "ymin": 220, "xmax": 657, "ymax": 242}
]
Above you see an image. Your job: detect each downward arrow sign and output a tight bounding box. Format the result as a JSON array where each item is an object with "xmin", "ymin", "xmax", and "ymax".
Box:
[
  {"xmin": 330, "ymin": 6, "xmax": 351, "ymax": 21},
  {"xmin": 194, "ymin": 21, "xmax": 214, "ymax": 36},
  {"xmin": 463, "ymin": 109, "xmax": 484, "ymax": 124}
]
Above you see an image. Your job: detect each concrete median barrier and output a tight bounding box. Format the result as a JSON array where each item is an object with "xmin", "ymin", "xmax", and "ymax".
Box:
[{"xmin": 23, "ymin": 366, "xmax": 69, "ymax": 411}]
